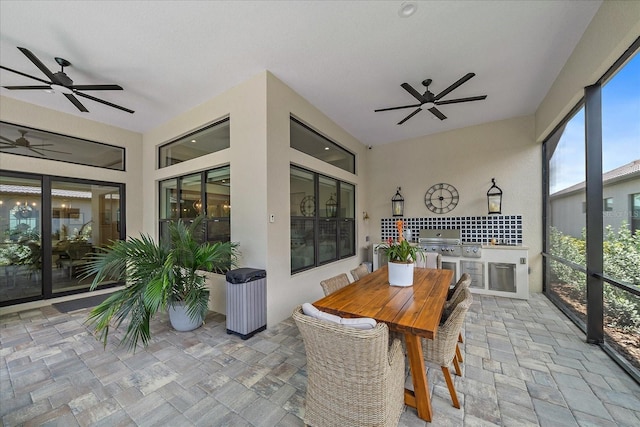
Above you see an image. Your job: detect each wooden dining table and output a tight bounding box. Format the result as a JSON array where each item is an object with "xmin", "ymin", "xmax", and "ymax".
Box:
[{"xmin": 313, "ymin": 265, "xmax": 453, "ymax": 422}]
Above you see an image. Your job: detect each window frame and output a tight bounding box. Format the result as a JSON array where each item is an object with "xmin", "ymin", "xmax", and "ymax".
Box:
[
  {"xmin": 158, "ymin": 165, "xmax": 230, "ymax": 244},
  {"xmin": 542, "ymin": 37, "xmax": 640, "ymax": 383},
  {"xmin": 0, "ymin": 121, "xmax": 125, "ymax": 171},
  {"xmin": 158, "ymin": 118, "xmax": 230, "ymax": 169},
  {"xmin": 290, "ymin": 165, "xmax": 355, "ymax": 274},
  {"xmin": 290, "ymin": 117, "xmax": 356, "ymax": 174}
]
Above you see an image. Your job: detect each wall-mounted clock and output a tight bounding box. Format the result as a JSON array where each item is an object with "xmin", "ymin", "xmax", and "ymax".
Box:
[
  {"xmin": 425, "ymin": 183, "xmax": 459, "ymax": 214},
  {"xmin": 299, "ymin": 195, "xmax": 316, "ymax": 216}
]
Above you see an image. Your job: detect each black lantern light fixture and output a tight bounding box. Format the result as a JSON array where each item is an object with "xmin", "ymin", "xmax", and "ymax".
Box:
[
  {"xmin": 326, "ymin": 193, "xmax": 338, "ymax": 217},
  {"xmin": 391, "ymin": 187, "xmax": 404, "ymax": 217},
  {"xmin": 487, "ymin": 178, "xmax": 503, "ymax": 214}
]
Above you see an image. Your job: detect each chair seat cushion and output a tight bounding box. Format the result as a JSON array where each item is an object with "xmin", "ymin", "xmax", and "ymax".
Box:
[{"xmin": 302, "ymin": 303, "xmax": 376, "ymax": 330}]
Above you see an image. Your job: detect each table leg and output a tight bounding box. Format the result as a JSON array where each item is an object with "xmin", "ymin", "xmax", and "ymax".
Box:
[{"xmin": 404, "ymin": 333, "xmax": 432, "ymax": 422}]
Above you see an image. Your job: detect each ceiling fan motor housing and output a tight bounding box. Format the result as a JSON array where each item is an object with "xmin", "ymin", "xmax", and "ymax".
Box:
[{"xmin": 53, "ymin": 72, "xmax": 73, "ymax": 87}]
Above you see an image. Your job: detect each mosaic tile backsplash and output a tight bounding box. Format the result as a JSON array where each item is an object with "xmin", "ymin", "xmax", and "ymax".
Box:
[{"xmin": 380, "ymin": 215, "xmax": 523, "ymax": 245}]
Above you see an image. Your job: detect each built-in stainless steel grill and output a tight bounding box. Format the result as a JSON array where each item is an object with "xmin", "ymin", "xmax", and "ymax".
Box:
[
  {"xmin": 418, "ymin": 229, "xmax": 462, "ymax": 256},
  {"xmin": 418, "ymin": 229, "xmax": 481, "ymax": 258}
]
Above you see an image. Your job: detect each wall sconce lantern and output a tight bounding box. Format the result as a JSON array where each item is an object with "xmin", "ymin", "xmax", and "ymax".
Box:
[
  {"xmin": 326, "ymin": 193, "xmax": 338, "ymax": 217},
  {"xmin": 391, "ymin": 187, "xmax": 404, "ymax": 217},
  {"xmin": 192, "ymin": 199, "xmax": 203, "ymax": 214},
  {"xmin": 487, "ymin": 178, "xmax": 502, "ymax": 215}
]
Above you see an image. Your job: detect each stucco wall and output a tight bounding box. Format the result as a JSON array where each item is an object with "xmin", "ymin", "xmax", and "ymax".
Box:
[
  {"xmin": 367, "ymin": 115, "xmax": 543, "ymax": 291},
  {"xmin": 140, "ymin": 71, "xmax": 370, "ymax": 325},
  {"xmin": 0, "ymin": 96, "xmax": 144, "ymax": 234},
  {"xmin": 264, "ymin": 72, "xmax": 370, "ymax": 326}
]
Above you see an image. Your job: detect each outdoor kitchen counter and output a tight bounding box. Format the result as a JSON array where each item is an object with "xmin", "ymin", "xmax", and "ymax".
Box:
[{"xmin": 482, "ymin": 245, "xmax": 529, "ymax": 250}]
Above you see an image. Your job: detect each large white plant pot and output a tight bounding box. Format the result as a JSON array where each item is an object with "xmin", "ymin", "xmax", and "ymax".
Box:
[
  {"xmin": 388, "ymin": 262, "xmax": 414, "ymax": 287},
  {"xmin": 168, "ymin": 302, "xmax": 204, "ymax": 332}
]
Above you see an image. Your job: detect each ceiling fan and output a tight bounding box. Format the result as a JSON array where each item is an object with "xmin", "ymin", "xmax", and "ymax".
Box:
[
  {"xmin": 0, "ymin": 46, "xmax": 134, "ymax": 114},
  {"xmin": 0, "ymin": 129, "xmax": 70, "ymax": 156},
  {"xmin": 375, "ymin": 73, "xmax": 486, "ymax": 125}
]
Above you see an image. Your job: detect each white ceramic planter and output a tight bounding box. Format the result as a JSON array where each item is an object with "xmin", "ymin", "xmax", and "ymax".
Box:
[{"xmin": 388, "ymin": 261, "xmax": 414, "ymax": 287}]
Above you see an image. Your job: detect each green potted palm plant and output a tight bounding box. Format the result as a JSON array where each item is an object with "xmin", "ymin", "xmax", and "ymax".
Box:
[{"xmin": 82, "ymin": 216, "xmax": 239, "ymax": 351}]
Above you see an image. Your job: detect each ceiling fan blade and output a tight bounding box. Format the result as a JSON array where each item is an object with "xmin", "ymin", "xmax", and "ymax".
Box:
[
  {"xmin": 71, "ymin": 84, "xmax": 123, "ymax": 91},
  {"xmin": 0, "ymin": 146, "xmax": 20, "ymax": 149},
  {"xmin": 18, "ymin": 47, "xmax": 59, "ymax": 83},
  {"xmin": 398, "ymin": 108, "xmax": 422, "ymax": 125},
  {"xmin": 1, "ymin": 135, "xmax": 16, "ymax": 144},
  {"xmin": 428, "ymin": 107, "xmax": 447, "ymax": 120},
  {"xmin": 0, "ymin": 65, "xmax": 52, "ymax": 85},
  {"xmin": 64, "ymin": 93, "xmax": 89, "ymax": 112},
  {"xmin": 75, "ymin": 92, "xmax": 134, "ymax": 114},
  {"xmin": 3, "ymin": 85, "xmax": 52, "ymax": 90},
  {"xmin": 374, "ymin": 103, "xmax": 422, "ymax": 112},
  {"xmin": 34, "ymin": 147, "xmax": 72, "ymax": 154},
  {"xmin": 25, "ymin": 146, "xmax": 46, "ymax": 156},
  {"xmin": 30, "ymin": 143, "xmax": 55, "ymax": 147},
  {"xmin": 401, "ymin": 83, "xmax": 427, "ymax": 103},
  {"xmin": 434, "ymin": 73, "xmax": 475, "ymax": 101},
  {"xmin": 436, "ymin": 95, "xmax": 487, "ymax": 105}
]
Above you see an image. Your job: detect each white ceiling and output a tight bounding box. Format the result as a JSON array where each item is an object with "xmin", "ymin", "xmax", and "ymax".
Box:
[{"xmin": 0, "ymin": 1, "xmax": 601, "ymax": 146}]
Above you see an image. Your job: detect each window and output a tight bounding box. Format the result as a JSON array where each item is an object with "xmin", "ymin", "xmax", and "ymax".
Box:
[
  {"xmin": 543, "ymin": 40, "xmax": 640, "ymax": 377},
  {"xmin": 545, "ymin": 105, "xmax": 587, "ymax": 326},
  {"xmin": 0, "ymin": 121, "xmax": 125, "ymax": 170},
  {"xmin": 159, "ymin": 166, "xmax": 230, "ymax": 244},
  {"xmin": 290, "ymin": 166, "xmax": 355, "ymax": 273},
  {"xmin": 159, "ymin": 118, "xmax": 230, "ymax": 168},
  {"xmin": 1, "ymin": 172, "xmax": 125, "ymax": 306},
  {"xmin": 603, "ymin": 198, "xmax": 613, "ymax": 211},
  {"xmin": 632, "ymin": 193, "xmax": 640, "ymax": 235},
  {"xmin": 290, "ymin": 117, "xmax": 355, "ymax": 174}
]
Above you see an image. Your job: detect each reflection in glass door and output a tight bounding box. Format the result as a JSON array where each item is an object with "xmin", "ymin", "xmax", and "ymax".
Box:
[
  {"xmin": 51, "ymin": 180, "xmax": 122, "ymax": 294},
  {"xmin": 0, "ymin": 175, "xmax": 43, "ymax": 303}
]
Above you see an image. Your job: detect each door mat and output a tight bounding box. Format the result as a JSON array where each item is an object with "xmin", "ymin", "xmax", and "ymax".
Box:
[{"xmin": 53, "ymin": 293, "xmax": 112, "ymax": 313}]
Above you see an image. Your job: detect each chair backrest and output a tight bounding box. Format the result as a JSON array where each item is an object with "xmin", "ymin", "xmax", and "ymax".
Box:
[
  {"xmin": 447, "ymin": 272, "xmax": 471, "ymax": 302},
  {"xmin": 416, "ymin": 251, "xmax": 441, "ymax": 269},
  {"xmin": 66, "ymin": 241, "xmax": 92, "ymax": 260},
  {"xmin": 292, "ymin": 305, "xmax": 404, "ymax": 426},
  {"xmin": 425, "ymin": 288, "xmax": 473, "ymax": 365},
  {"xmin": 320, "ymin": 273, "xmax": 350, "ymax": 296},
  {"xmin": 350, "ymin": 263, "xmax": 370, "ymax": 281}
]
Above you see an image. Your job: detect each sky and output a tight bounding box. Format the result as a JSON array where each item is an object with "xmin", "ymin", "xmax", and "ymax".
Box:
[{"xmin": 550, "ymin": 51, "xmax": 640, "ymax": 194}]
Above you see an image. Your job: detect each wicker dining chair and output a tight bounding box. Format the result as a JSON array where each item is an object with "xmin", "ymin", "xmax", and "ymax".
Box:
[
  {"xmin": 292, "ymin": 305, "xmax": 405, "ymax": 427},
  {"xmin": 443, "ymin": 273, "xmax": 472, "ymax": 364},
  {"xmin": 422, "ymin": 287, "xmax": 473, "ymax": 409},
  {"xmin": 350, "ymin": 263, "xmax": 370, "ymax": 281},
  {"xmin": 447, "ymin": 273, "xmax": 471, "ymax": 301},
  {"xmin": 415, "ymin": 251, "xmax": 441, "ymax": 269},
  {"xmin": 320, "ymin": 273, "xmax": 350, "ymax": 296}
]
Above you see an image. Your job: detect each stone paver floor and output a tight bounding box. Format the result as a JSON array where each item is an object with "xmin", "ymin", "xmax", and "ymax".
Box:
[{"xmin": 1, "ymin": 293, "xmax": 639, "ymax": 426}]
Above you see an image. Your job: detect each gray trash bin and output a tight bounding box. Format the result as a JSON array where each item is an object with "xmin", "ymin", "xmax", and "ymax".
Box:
[{"xmin": 225, "ymin": 268, "xmax": 267, "ymax": 339}]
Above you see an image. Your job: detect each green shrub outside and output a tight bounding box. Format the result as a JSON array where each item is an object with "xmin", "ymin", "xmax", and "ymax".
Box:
[{"xmin": 549, "ymin": 222, "xmax": 640, "ymax": 333}]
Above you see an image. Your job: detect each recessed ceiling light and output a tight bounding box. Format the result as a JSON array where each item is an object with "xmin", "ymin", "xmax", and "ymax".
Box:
[
  {"xmin": 191, "ymin": 139, "xmax": 197, "ymax": 143},
  {"xmin": 324, "ymin": 147, "xmax": 330, "ymax": 151},
  {"xmin": 398, "ymin": 1, "xmax": 417, "ymax": 18}
]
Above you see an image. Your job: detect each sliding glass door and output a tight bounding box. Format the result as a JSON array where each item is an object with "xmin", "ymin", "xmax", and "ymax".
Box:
[
  {"xmin": 0, "ymin": 174, "xmax": 43, "ymax": 303},
  {"xmin": 50, "ymin": 179, "xmax": 123, "ymax": 294},
  {"xmin": 0, "ymin": 171, "xmax": 125, "ymax": 306}
]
